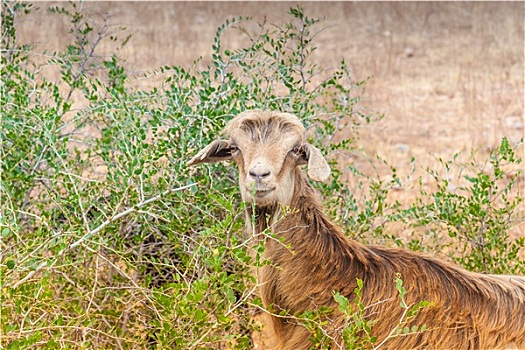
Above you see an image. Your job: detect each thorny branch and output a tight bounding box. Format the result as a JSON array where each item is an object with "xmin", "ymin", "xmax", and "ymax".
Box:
[{"xmin": 10, "ymin": 182, "xmax": 197, "ymax": 289}]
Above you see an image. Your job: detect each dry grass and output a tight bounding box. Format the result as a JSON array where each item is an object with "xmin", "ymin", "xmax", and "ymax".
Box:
[{"xmin": 17, "ymin": 1, "xmax": 524, "ymax": 229}]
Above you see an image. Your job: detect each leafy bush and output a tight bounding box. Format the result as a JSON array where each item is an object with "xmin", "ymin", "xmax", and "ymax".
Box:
[
  {"xmin": 1, "ymin": 1, "xmax": 523, "ymax": 349},
  {"xmin": 398, "ymin": 138, "xmax": 524, "ymax": 275}
]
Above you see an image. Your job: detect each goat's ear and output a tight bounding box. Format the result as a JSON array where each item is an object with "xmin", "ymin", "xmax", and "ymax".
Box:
[
  {"xmin": 299, "ymin": 143, "xmax": 331, "ymax": 182},
  {"xmin": 187, "ymin": 140, "xmax": 233, "ymax": 166}
]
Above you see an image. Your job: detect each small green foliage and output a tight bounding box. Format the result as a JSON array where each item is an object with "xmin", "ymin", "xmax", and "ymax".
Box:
[
  {"xmin": 329, "ymin": 277, "xmax": 428, "ymax": 349},
  {"xmin": 333, "ymin": 279, "xmax": 378, "ymax": 349},
  {"xmin": 392, "ymin": 274, "xmax": 430, "ymax": 336}
]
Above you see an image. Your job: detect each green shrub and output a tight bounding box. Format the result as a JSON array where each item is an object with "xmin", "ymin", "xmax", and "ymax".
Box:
[{"xmin": 398, "ymin": 138, "xmax": 524, "ymax": 275}]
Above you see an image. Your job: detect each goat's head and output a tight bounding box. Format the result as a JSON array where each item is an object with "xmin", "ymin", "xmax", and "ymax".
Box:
[{"xmin": 187, "ymin": 110, "xmax": 331, "ymax": 207}]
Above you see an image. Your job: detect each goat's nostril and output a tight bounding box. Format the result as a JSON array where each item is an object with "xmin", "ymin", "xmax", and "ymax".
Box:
[{"xmin": 249, "ymin": 169, "xmax": 271, "ymax": 180}]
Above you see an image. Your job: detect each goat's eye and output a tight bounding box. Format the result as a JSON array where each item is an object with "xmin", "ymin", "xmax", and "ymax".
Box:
[
  {"xmin": 291, "ymin": 146, "xmax": 302, "ymax": 157},
  {"xmin": 229, "ymin": 144, "xmax": 239, "ymax": 154}
]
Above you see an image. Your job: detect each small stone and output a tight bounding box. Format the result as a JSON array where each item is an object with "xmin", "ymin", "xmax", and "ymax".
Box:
[
  {"xmin": 393, "ymin": 143, "xmax": 410, "ymax": 153},
  {"xmin": 504, "ymin": 116, "xmax": 524, "ymax": 129},
  {"xmin": 403, "ymin": 47, "xmax": 415, "ymax": 58}
]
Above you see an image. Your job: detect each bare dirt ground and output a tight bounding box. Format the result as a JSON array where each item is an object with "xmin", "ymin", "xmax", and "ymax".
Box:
[{"xmin": 18, "ymin": 1, "xmax": 524, "ymax": 228}]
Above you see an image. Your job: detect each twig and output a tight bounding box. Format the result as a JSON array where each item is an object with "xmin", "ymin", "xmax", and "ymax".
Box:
[
  {"xmin": 187, "ymin": 284, "xmax": 259, "ymax": 349},
  {"xmin": 11, "ymin": 182, "xmax": 197, "ymax": 289}
]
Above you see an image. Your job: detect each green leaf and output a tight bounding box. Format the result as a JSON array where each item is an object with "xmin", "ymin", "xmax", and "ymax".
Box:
[
  {"xmin": 333, "ymin": 292, "xmax": 349, "ymax": 311},
  {"xmin": 1, "ymin": 228, "xmax": 10, "ymax": 237}
]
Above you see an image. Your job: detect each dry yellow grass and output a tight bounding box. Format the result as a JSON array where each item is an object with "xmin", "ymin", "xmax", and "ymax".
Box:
[{"xmin": 17, "ymin": 1, "xmax": 524, "ymax": 231}]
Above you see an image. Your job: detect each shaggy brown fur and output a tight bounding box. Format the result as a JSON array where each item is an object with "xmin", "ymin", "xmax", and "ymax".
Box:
[{"xmin": 188, "ymin": 110, "xmax": 525, "ymax": 350}]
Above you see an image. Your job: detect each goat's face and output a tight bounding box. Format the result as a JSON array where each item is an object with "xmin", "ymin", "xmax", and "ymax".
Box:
[{"xmin": 187, "ymin": 111, "xmax": 331, "ymax": 207}]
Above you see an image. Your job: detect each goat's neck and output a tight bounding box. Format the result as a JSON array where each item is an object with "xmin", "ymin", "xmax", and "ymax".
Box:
[{"xmin": 245, "ymin": 203, "xmax": 280, "ymax": 239}]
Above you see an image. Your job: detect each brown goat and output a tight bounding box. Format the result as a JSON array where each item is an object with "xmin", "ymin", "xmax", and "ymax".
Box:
[{"xmin": 188, "ymin": 110, "xmax": 525, "ymax": 349}]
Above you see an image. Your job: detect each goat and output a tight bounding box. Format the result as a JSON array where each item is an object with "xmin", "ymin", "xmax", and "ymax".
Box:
[{"xmin": 188, "ymin": 110, "xmax": 525, "ymax": 349}]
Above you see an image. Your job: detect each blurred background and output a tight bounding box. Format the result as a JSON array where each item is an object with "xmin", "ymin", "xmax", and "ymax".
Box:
[{"xmin": 17, "ymin": 1, "xmax": 524, "ymax": 181}]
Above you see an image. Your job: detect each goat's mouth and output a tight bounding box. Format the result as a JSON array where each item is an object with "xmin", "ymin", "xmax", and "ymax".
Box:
[
  {"xmin": 254, "ymin": 189, "xmax": 274, "ymax": 198},
  {"xmin": 245, "ymin": 183, "xmax": 276, "ymax": 194},
  {"xmin": 243, "ymin": 187, "xmax": 276, "ymax": 204}
]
